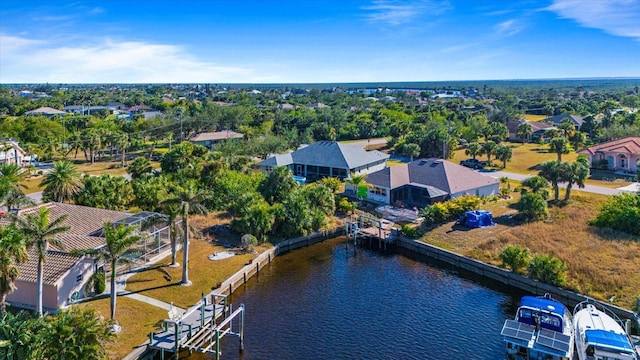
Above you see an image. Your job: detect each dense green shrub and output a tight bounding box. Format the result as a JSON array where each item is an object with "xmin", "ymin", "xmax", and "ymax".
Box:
[
  {"xmin": 527, "ymin": 254, "xmax": 567, "ymax": 286},
  {"xmin": 516, "ymin": 192, "xmax": 548, "ymax": 222},
  {"xmin": 400, "ymin": 224, "xmax": 420, "ymax": 239},
  {"xmin": 499, "ymin": 245, "xmax": 531, "ymax": 274},
  {"xmin": 92, "ymin": 271, "xmax": 106, "ymax": 295},
  {"xmin": 589, "ymin": 192, "xmax": 640, "ymax": 236},
  {"xmin": 419, "ymin": 195, "xmax": 483, "ymax": 227}
]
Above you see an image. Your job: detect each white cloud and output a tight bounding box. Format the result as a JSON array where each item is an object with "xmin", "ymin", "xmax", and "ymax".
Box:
[
  {"xmin": 495, "ymin": 19, "xmax": 524, "ymax": 36},
  {"xmin": 547, "ymin": 0, "xmax": 640, "ymax": 40},
  {"xmin": 362, "ymin": 0, "xmax": 450, "ymax": 26},
  {"xmin": 0, "ymin": 35, "xmax": 258, "ymax": 83}
]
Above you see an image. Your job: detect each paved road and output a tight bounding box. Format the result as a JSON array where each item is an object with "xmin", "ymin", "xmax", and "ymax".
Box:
[
  {"xmin": 486, "ymin": 170, "xmax": 630, "ymax": 196},
  {"xmin": 27, "ymin": 191, "xmax": 43, "ymax": 204}
]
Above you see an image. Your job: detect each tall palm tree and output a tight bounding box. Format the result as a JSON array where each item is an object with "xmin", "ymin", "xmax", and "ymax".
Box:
[
  {"xmin": 162, "ymin": 203, "xmax": 182, "ymax": 268},
  {"xmin": 538, "ymin": 160, "xmax": 563, "ymax": 201},
  {"xmin": 162, "ymin": 183, "xmax": 208, "ymax": 286},
  {"xmin": 40, "ymin": 160, "xmax": 83, "ymax": 203},
  {"xmin": 549, "ymin": 137, "xmax": 571, "ymax": 162},
  {"xmin": 13, "ymin": 207, "xmax": 69, "ymax": 315},
  {"xmin": 0, "ymin": 163, "xmax": 27, "ymax": 202},
  {"xmin": 560, "ymin": 161, "xmax": 590, "ymax": 201},
  {"xmin": 72, "ymin": 223, "xmax": 141, "ymax": 321},
  {"xmin": 0, "ymin": 225, "xmax": 29, "ymax": 315}
]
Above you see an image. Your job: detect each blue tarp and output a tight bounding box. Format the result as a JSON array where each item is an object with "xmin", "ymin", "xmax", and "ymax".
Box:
[
  {"xmin": 585, "ymin": 329, "xmax": 634, "ymax": 350},
  {"xmin": 458, "ymin": 210, "xmax": 496, "ymax": 228}
]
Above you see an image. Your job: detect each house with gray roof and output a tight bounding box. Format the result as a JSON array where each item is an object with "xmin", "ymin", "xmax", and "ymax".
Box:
[
  {"xmin": 256, "ymin": 141, "xmax": 389, "ymax": 180},
  {"xmin": 543, "ymin": 114, "xmax": 584, "ymax": 129},
  {"xmin": 25, "ymin": 106, "xmax": 66, "ymax": 117},
  {"xmin": 189, "ymin": 130, "xmax": 244, "ymax": 149},
  {"xmin": 365, "ymin": 158, "xmax": 499, "ymax": 207},
  {"xmin": 3, "ymin": 203, "xmax": 170, "ymax": 312}
]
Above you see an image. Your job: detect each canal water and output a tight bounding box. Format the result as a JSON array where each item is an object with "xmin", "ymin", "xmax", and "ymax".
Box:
[{"xmin": 196, "ymin": 237, "xmax": 523, "ymax": 359}]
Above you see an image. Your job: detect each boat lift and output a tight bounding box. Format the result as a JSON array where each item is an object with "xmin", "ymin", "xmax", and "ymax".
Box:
[
  {"xmin": 147, "ymin": 293, "xmax": 244, "ymax": 360},
  {"xmin": 345, "ymin": 212, "xmax": 397, "ymax": 252}
]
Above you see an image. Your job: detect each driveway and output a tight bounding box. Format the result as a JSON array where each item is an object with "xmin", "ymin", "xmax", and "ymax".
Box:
[{"xmin": 485, "ymin": 170, "xmax": 630, "ymax": 196}]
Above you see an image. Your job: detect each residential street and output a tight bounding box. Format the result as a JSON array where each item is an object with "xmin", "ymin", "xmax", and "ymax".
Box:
[{"xmin": 486, "ymin": 170, "xmax": 634, "ymax": 196}]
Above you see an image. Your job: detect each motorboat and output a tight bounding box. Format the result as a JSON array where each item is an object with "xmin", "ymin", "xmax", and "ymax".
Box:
[
  {"xmin": 573, "ymin": 300, "xmax": 638, "ymax": 360},
  {"xmin": 501, "ymin": 294, "xmax": 575, "ymax": 360}
]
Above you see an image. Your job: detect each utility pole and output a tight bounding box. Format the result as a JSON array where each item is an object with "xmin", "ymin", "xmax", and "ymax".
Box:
[{"xmin": 178, "ymin": 107, "xmax": 184, "ymax": 143}]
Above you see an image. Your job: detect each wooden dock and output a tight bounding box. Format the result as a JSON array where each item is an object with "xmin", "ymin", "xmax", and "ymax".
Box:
[
  {"xmin": 345, "ymin": 213, "xmax": 399, "ymax": 251},
  {"xmin": 147, "ymin": 294, "xmax": 244, "ymax": 360}
]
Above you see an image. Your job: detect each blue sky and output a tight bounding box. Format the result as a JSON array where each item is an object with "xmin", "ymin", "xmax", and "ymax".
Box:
[{"xmin": 1, "ymin": 0, "xmax": 639, "ymax": 83}]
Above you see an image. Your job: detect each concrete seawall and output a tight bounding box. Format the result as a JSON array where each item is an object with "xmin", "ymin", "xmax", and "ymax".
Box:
[
  {"xmin": 211, "ymin": 228, "xmax": 344, "ymax": 297},
  {"xmin": 396, "ymin": 236, "xmax": 639, "ymax": 325}
]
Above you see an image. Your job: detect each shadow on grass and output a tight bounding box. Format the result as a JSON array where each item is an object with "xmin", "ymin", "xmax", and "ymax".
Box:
[
  {"xmin": 588, "ymin": 226, "xmax": 640, "ymax": 242},
  {"xmin": 446, "ymin": 223, "xmax": 472, "ymax": 233}
]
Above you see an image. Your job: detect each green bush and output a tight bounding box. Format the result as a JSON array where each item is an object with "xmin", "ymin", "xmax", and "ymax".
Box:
[
  {"xmin": 400, "ymin": 224, "xmax": 420, "ymax": 239},
  {"xmin": 527, "ymin": 254, "xmax": 567, "ymax": 286},
  {"xmin": 499, "ymin": 245, "xmax": 531, "ymax": 274},
  {"xmin": 516, "ymin": 192, "xmax": 548, "ymax": 222},
  {"xmin": 589, "ymin": 193, "xmax": 640, "ymax": 236},
  {"xmin": 90, "ymin": 271, "xmax": 106, "ymax": 295},
  {"xmin": 420, "ymin": 195, "xmax": 483, "ymax": 227}
]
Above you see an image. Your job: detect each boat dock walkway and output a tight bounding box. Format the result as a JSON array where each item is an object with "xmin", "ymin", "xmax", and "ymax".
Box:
[
  {"xmin": 345, "ymin": 212, "xmax": 399, "ymax": 251},
  {"xmin": 147, "ymin": 294, "xmax": 244, "ymax": 360}
]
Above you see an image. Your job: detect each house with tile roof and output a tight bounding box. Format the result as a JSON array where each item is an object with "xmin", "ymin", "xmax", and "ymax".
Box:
[
  {"xmin": 2, "ymin": 203, "xmax": 170, "ymax": 312},
  {"xmin": 256, "ymin": 141, "xmax": 389, "ymax": 180},
  {"xmin": 189, "ymin": 130, "xmax": 245, "ymax": 149},
  {"xmin": 577, "ymin": 136, "xmax": 640, "ymax": 173},
  {"xmin": 364, "ymin": 158, "xmax": 499, "ymax": 207},
  {"xmin": 24, "ymin": 106, "xmax": 66, "ymax": 117}
]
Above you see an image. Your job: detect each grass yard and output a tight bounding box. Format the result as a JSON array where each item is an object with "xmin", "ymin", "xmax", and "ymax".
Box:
[
  {"xmin": 75, "ymin": 296, "xmax": 167, "ymax": 360},
  {"xmin": 125, "ymin": 239, "xmax": 266, "ymax": 309},
  {"xmin": 421, "ymin": 191, "xmax": 640, "ymax": 310},
  {"xmin": 522, "ymin": 114, "xmax": 549, "ymax": 121},
  {"xmin": 452, "ymin": 142, "xmax": 633, "ymax": 188}
]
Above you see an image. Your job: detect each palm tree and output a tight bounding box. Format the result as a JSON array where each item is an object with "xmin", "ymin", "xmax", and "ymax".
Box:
[
  {"xmin": 13, "ymin": 207, "xmax": 69, "ymax": 315},
  {"xmin": 521, "ymin": 176, "xmax": 550, "ymax": 200},
  {"xmin": 0, "ymin": 163, "xmax": 27, "ymax": 202},
  {"xmin": 516, "ymin": 122, "xmax": 533, "ymax": 144},
  {"xmin": 465, "ymin": 142, "xmax": 481, "ymax": 160},
  {"xmin": 480, "ymin": 140, "xmax": 497, "ymax": 165},
  {"xmin": 494, "ymin": 144, "xmax": 513, "ymax": 168},
  {"xmin": 345, "ymin": 173, "xmax": 368, "ymax": 199},
  {"xmin": 549, "ymin": 137, "xmax": 571, "ymax": 162},
  {"xmin": 538, "ymin": 160, "xmax": 563, "ymax": 201},
  {"xmin": 72, "ymin": 223, "xmax": 142, "ymax": 321},
  {"xmin": 162, "ymin": 183, "xmax": 208, "ymax": 286},
  {"xmin": 40, "ymin": 160, "xmax": 83, "ymax": 203},
  {"xmin": 0, "ymin": 225, "xmax": 29, "ymax": 315},
  {"xmin": 560, "ymin": 161, "xmax": 590, "ymax": 201},
  {"xmin": 162, "ymin": 203, "xmax": 182, "ymax": 268}
]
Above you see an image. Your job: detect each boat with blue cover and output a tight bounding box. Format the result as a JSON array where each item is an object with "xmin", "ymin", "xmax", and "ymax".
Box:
[
  {"xmin": 573, "ymin": 300, "xmax": 638, "ymax": 360},
  {"xmin": 501, "ymin": 294, "xmax": 575, "ymax": 360}
]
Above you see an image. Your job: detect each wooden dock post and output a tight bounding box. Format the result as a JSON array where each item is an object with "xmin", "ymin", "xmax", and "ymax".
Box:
[{"xmin": 239, "ymin": 304, "xmax": 245, "ymax": 351}]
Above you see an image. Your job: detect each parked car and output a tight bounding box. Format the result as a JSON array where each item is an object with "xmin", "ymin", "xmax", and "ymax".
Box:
[{"xmin": 460, "ymin": 158, "xmax": 486, "ymax": 169}]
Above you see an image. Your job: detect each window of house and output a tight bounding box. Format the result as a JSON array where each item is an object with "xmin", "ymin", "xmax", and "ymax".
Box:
[{"xmin": 372, "ymin": 187, "xmax": 386, "ymax": 196}]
